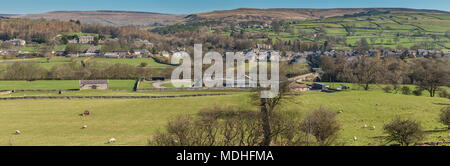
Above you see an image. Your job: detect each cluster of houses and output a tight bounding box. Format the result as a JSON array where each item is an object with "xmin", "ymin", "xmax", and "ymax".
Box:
[
  {"xmin": 296, "ymin": 49, "xmax": 450, "ymax": 58},
  {"xmin": 287, "ymin": 49, "xmax": 450, "ymax": 64},
  {"xmin": 102, "ymin": 49, "xmax": 150, "ymax": 58},
  {"xmin": 0, "ymin": 39, "xmax": 26, "ymax": 46}
]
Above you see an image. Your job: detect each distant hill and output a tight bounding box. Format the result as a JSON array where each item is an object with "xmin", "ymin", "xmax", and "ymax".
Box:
[
  {"xmin": 0, "ymin": 14, "xmax": 18, "ymax": 17},
  {"xmin": 185, "ymin": 8, "xmax": 450, "ymax": 22},
  {"xmin": 10, "ymin": 10, "xmax": 185, "ymax": 26},
  {"xmin": 8, "ymin": 8, "xmax": 450, "ymax": 26}
]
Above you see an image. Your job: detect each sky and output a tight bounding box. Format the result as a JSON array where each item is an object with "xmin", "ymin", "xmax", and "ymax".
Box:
[{"xmin": 0, "ymin": 0, "xmax": 449, "ymax": 14}]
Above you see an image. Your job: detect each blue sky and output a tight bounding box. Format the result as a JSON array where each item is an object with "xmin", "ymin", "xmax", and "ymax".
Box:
[{"xmin": 1, "ymin": 0, "xmax": 449, "ymax": 14}]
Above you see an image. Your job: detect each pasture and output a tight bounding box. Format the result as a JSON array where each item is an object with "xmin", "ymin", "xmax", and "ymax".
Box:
[
  {"xmin": 0, "ymin": 57, "xmax": 171, "ymax": 76},
  {"xmin": 0, "ymin": 80, "xmax": 135, "ymax": 90},
  {"xmin": 0, "ymin": 82, "xmax": 448, "ymax": 146},
  {"xmin": 240, "ymin": 12, "xmax": 450, "ymax": 50}
]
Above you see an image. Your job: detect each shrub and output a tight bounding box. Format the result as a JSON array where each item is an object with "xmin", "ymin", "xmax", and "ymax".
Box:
[
  {"xmin": 438, "ymin": 89, "xmax": 449, "ymax": 98},
  {"xmin": 440, "ymin": 107, "xmax": 450, "ymax": 130},
  {"xmin": 382, "ymin": 85, "xmax": 393, "ymax": 93},
  {"xmin": 301, "ymin": 107, "xmax": 341, "ymax": 145},
  {"xmin": 401, "ymin": 86, "xmax": 411, "ymax": 95},
  {"xmin": 148, "ymin": 106, "xmax": 307, "ymax": 146},
  {"xmin": 393, "ymin": 84, "xmax": 401, "ymax": 93},
  {"xmin": 139, "ymin": 62, "xmax": 148, "ymax": 67},
  {"xmin": 412, "ymin": 88, "xmax": 424, "ymax": 96},
  {"xmin": 383, "ymin": 117, "xmax": 425, "ymax": 146}
]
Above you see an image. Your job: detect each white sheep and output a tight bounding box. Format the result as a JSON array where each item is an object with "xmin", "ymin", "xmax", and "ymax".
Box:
[
  {"xmin": 353, "ymin": 136, "xmax": 357, "ymax": 141},
  {"xmin": 15, "ymin": 130, "xmax": 21, "ymax": 135},
  {"xmin": 108, "ymin": 138, "xmax": 116, "ymax": 143},
  {"xmin": 82, "ymin": 125, "xmax": 87, "ymax": 129}
]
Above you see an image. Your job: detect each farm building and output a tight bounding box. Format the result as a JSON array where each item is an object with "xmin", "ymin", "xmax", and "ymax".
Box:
[
  {"xmin": 104, "ymin": 52, "xmax": 120, "ymax": 58},
  {"xmin": 7, "ymin": 39, "xmax": 26, "ymax": 46},
  {"xmin": 289, "ymin": 82, "xmax": 309, "ymax": 92},
  {"xmin": 82, "ymin": 46, "xmax": 100, "ymax": 56},
  {"xmin": 80, "ymin": 80, "xmax": 109, "ymax": 90}
]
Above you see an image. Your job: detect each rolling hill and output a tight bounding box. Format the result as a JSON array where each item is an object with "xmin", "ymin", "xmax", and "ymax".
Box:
[
  {"xmin": 10, "ymin": 10, "xmax": 185, "ymax": 26},
  {"xmin": 9, "ymin": 8, "xmax": 450, "ymax": 26},
  {"xmin": 185, "ymin": 8, "xmax": 450, "ymax": 23}
]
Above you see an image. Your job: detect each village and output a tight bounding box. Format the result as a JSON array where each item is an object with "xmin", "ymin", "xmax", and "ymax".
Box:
[{"xmin": 2, "ymin": 36, "xmax": 450, "ymax": 62}]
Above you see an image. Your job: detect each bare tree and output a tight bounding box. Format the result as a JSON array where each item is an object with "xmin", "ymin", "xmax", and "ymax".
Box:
[
  {"xmin": 339, "ymin": 56, "xmax": 384, "ymax": 90},
  {"xmin": 411, "ymin": 59, "xmax": 450, "ymax": 97},
  {"xmin": 300, "ymin": 107, "xmax": 341, "ymax": 145},
  {"xmin": 383, "ymin": 117, "xmax": 425, "ymax": 146}
]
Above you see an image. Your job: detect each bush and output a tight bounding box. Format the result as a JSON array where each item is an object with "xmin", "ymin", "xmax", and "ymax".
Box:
[
  {"xmin": 3, "ymin": 62, "xmax": 48, "ymax": 80},
  {"xmin": 440, "ymin": 107, "xmax": 450, "ymax": 130},
  {"xmin": 401, "ymin": 86, "xmax": 411, "ymax": 95},
  {"xmin": 148, "ymin": 106, "xmax": 307, "ymax": 146},
  {"xmin": 412, "ymin": 88, "xmax": 424, "ymax": 96},
  {"xmin": 393, "ymin": 84, "xmax": 401, "ymax": 93},
  {"xmin": 139, "ymin": 62, "xmax": 148, "ymax": 67},
  {"xmin": 301, "ymin": 107, "xmax": 341, "ymax": 145},
  {"xmin": 382, "ymin": 85, "xmax": 393, "ymax": 93},
  {"xmin": 383, "ymin": 117, "xmax": 425, "ymax": 146},
  {"xmin": 438, "ymin": 89, "xmax": 449, "ymax": 98}
]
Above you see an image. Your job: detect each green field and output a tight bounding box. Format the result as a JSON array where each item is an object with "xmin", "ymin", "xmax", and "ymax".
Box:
[
  {"xmin": 0, "ymin": 84, "xmax": 448, "ymax": 146},
  {"xmin": 0, "ymin": 57, "xmax": 171, "ymax": 76},
  {"xmin": 90, "ymin": 58, "xmax": 170, "ymax": 68},
  {"xmin": 237, "ymin": 12, "xmax": 450, "ymax": 50},
  {"xmin": 0, "ymin": 80, "xmax": 136, "ymax": 90}
]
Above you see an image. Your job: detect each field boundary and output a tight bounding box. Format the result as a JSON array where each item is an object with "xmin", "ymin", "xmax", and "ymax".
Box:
[
  {"xmin": 137, "ymin": 87, "xmax": 258, "ymax": 91},
  {"xmin": 0, "ymin": 93, "xmax": 229, "ymax": 100}
]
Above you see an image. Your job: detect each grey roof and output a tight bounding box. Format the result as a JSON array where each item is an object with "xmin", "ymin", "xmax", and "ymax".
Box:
[{"xmin": 80, "ymin": 80, "xmax": 108, "ymax": 84}]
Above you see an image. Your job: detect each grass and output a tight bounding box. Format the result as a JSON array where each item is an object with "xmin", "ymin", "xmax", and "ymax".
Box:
[
  {"xmin": 285, "ymin": 90, "xmax": 450, "ymax": 146},
  {"xmin": 0, "ymin": 86, "xmax": 448, "ymax": 146},
  {"xmin": 162, "ymin": 83, "xmax": 176, "ymax": 88},
  {"xmin": 138, "ymin": 81, "xmax": 154, "ymax": 89},
  {"xmin": 0, "ymin": 93, "xmax": 251, "ymax": 146},
  {"xmin": 0, "ymin": 80, "xmax": 79, "ymax": 90},
  {"xmin": 0, "ymin": 89, "xmax": 235, "ymax": 97},
  {"xmin": 0, "ymin": 80, "xmax": 137, "ymax": 90},
  {"xmin": 108, "ymin": 80, "xmax": 136, "ymax": 90},
  {"xmin": 238, "ymin": 12, "xmax": 450, "ymax": 50},
  {"xmin": 0, "ymin": 57, "xmax": 88, "ymax": 73},
  {"xmin": 90, "ymin": 58, "xmax": 170, "ymax": 68},
  {"xmin": 0, "ymin": 57, "xmax": 171, "ymax": 76}
]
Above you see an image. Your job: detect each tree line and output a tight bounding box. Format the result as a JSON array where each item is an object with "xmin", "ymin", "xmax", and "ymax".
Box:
[{"xmin": 317, "ymin": 55, "xmax": 450, "ymax": 97}]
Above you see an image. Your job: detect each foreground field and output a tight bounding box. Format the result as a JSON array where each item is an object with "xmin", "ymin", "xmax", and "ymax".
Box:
[{"xmin": 0, "ymin": 88, "xmax": 448, "ymax": 146}]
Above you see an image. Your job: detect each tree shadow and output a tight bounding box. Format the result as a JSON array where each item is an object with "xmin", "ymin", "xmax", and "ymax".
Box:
[
  {"xmin": 433, "ymin": 102, "xmax": 450, "ymax": 106},
  {"xmin": 424, "ymin": 128, "xmax": 449, "ymax": 133}
]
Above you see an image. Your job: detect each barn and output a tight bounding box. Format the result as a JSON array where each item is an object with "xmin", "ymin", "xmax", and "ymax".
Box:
[{"xmin": 80, "ymin": 80, "xmax": 109, "ymax": 90}]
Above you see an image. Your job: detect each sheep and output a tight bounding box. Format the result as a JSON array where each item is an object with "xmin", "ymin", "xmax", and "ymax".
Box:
[
  {"xmin": 15, "ymin": 130, "xmax": 21, "ymax": 135},
  {"xmin": 108, "ymin": 138, "xmax": 116, "ymax": 143},
  {"xmin": 82, "ymin": 125, "xmax": 87, "ymax": 129},
  {"xmin": 353, "ymin": 136, "xmax": 357, "ymax": 141}
]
